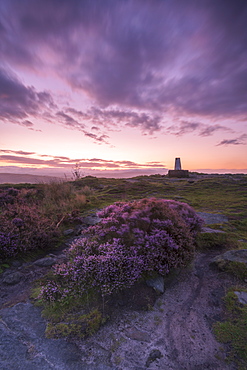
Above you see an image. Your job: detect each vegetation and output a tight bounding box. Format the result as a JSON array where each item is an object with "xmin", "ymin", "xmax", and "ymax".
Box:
[
  {"xmin": 0, "ymin": 173, "xmax": 247, "ymax": 347},
  {"xmin": 40, "ymin": 198, "xmax": 202, "ymax": 299},
  {"xmin": 37, "ymin": 197, "xmax": 202, "ymax": 338},
  {"xmin": 214, "ymin": 288, "xmax": 247, "ymax": 369},
  {"xmin": 0, "ymin": 181, "xmax": 88, "ymax": 260}
]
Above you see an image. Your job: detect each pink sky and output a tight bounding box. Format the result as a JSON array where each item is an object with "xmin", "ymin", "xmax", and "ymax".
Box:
[{"xmin": 1, "ymin": 0, "xmax": 247, "ymax": 177}]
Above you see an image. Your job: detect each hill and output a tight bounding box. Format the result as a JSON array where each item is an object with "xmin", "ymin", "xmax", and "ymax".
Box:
[{"xmin": 0, "ymin": 173, "xmax": 62, "ymax": 184}]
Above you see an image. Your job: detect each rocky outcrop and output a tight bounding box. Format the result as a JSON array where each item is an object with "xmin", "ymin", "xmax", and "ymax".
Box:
[
  {"xmin": 0, "ymin": 251, "xmax": 236, "ymax": 369},
  {"xmin": 234, "ymin": 291, "xmax": 247, "ymax": 305},
  {"xmin": 0, "ymin": 302, "xmax": 89, "ymax": 370},
  {"xmin": 197, "ymin": 212, "xmax": 228, "ymax": 225},
  {"xmin": 213, "ymin": 249, "xmax": 247, "ymax": 270},
  {"xmin": 0, "ymin": 211, "xmax": 238, "ymax": 369}
]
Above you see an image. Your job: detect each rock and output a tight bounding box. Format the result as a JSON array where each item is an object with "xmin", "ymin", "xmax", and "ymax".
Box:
[
  {"xmin": 213, "ymin": 249, "xmax": 247, "ymax": 270},
  {"xmin": 201, "ymin": 227, "xmax": 225, "ymax": 234},
  {"xmin": 63, "ymin": 229, "xmax": 74, "ymax": 236},
  {"xmin": 64, "ymin": 236, "xmax": 84, "ymax": 248},
  {"xmin": 125, "ymin": 327, "xmax": 150, "ymax": 342},
  {"xmin": 196, "ymin": 212, "xmax": 228, "ymax": 225},
  {"xmin": 11, "ymin": 260, "xmax": 22, "ymax": 268},
  {"xmin": 83, "ymin": 215, "xmax": 101, "ymax": 225},
  {"xmin": 74, "ymin": 225, "xmax": 88, "ymax": 235},
  {"xmin": 0, "ymin": 302, "xmax": 87, "ymax": 370},
  {"xmin": 3, "ymin": 271, "xmax": 22, "ymax": 285},
  {"xmin": 146, "ymin": 349, "xmax": 163, "ymax": 367},
  {"xmin": 146, "ymin": 276, "xmax": 165, "ymax": 293},
  {"xmin": 234, "ymin": 291, "xmax": 247, "ymax": 305},
  {"xmin": 33, "ymin": 257, "xmax": 57, "ymax": 267}
]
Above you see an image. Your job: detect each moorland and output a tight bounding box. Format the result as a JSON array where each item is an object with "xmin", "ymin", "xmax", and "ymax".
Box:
[{"xmin": 0, "ymin": 173, "xmax": 246, "ymax": 369}]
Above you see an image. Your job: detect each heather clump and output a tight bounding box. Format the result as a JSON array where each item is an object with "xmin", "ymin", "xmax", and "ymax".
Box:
[
  {"xmin": 0, "ymin": 201, "xmax": 58, "ymax": 260},
  {"xmin": 0, "ymin": 182, "xmax": 87, "ymax": 260},
  {"xmin": 41, "ymin": 198, "xmax": 203, "ymax": 302}
]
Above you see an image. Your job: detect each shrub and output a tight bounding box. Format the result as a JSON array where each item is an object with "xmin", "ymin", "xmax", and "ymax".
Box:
[
  {"xmin": 0, "ymin": 182, "xmax": 88, "ymax": 260},
  {"xmin": 37, "ymin": 181, "xmax": 86, "ymax": 220},
  {"xmin": 0, "ymin": 202, "xmax": 58, "ymax": 260},
  {"xmin": 40, "ymin": 198, "xmax": 203, "ymax": 301}
]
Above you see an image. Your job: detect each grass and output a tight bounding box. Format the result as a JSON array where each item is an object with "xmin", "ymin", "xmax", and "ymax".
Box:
[
  {"xmin": 85, "ymin": 174, "xmax": 247, "ymax": 242},
  {"xmin": 31, "ymin": 281, "xmax": 106, "ymax": 340},
  {"xmin": 195, "ymin": 232, "xmax": 237, "ymax": 251},
  {"xmin": 214, "ymin": 288, "xmax": 247, "ymax": 369}
]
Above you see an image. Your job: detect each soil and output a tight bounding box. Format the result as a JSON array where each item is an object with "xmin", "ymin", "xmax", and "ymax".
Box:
[{"xmin": 0, "ymin": 213, "xmax": 240, "ymax": 369}]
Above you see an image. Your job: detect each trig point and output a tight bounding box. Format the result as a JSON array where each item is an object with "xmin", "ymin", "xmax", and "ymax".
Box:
[
  {"xmin": 175, "ymin": 157, "xmax": 181, "ymax": 170},
  {"xmin": 168, "ymin": 157, "xmax": 189, "ymax": 178}
]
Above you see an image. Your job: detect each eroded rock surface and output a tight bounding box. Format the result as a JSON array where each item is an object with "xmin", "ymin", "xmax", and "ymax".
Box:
[
  {"xmin": 213, "ymin": 249, "xmax": 247, "ymax": 269},
  {"xmin": 0, "ymin": 212, "xmax": 238, "ymax": 369},
  {"xmin": 0, "ymin": 251, "xmax": 237, "ymax": 369}
]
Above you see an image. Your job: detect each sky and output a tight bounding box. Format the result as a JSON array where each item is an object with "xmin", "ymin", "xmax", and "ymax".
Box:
[{"xmin": 0, "ymin": 0, "xmax": 247, "ymax": 178}]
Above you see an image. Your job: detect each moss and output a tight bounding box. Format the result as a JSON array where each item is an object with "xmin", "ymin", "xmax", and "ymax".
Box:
[
  {"xmin": 224, "ymin": 261, "xmax": 247, "ymax": 281},
  {"xmin": 213, "ymin": 289, "xmax": 247, "ymax": 367},
  {"xmin": 45, "ymin": 309, "xmax": 103, "ymax": 339},
  {"xmin": 196, "ymin": 232, "xmax": 236, "ymax": 251},
  {"xmin": 0, "ymin": 263, "xmax": 10, "ymax": 274}
]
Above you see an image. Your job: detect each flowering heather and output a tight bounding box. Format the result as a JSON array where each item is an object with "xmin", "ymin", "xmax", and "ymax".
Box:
[
  {"xmin": 41, "ymin": 198, "xmax": 203, "ymax": 301},
  {"xmin": 0, "ymin": 192, "xmax": 58, "ymax": 260}
]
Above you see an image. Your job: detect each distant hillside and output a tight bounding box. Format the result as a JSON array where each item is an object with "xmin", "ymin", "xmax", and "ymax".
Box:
[{"xmin": 0, "ymin": 173, "xmax": 62, "ymax": 184}]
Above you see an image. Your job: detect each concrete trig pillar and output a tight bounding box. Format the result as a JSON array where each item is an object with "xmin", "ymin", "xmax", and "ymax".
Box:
[{"xmin": 175, "ymin": 158, "xmax": 182, "ymax": 170}]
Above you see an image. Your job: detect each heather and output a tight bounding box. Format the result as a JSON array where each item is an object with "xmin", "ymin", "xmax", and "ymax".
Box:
[
  {"xmin": 40, "ymin": 198, "xmax": 203, "ymax": 303},
  {"xmin": 0, "ymin": 182, "xmax": 87, "ymax": 260}
]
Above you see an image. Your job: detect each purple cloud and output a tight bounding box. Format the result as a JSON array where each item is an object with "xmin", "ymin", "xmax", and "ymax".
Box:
[
  {"xmin": 199, "ymin": 124, "xmax": 233, "ymax": 137},
  {"xmin": 168, "ymin": 120, "xmax": 234, "ymax": 137},
  {"xmin": 56, "ymin": 111, "xmax": 84, "ymax": 128},
  {"xmin": 0, "ymin": 0, "xmax": 247, "ymax": 139},
  {"xmin": 217, "ymin": 134, "xmax": 247, "ymax": 146},
  {"xmin": 86, "ymin": 107, "xmax": 161, "ymax": 134},
  {"xmin": 0, "ymin": 149, "xmax": 35, "ymax": 155},
  {"xmin": 0, "ymin": 68, "xmax": 55, "ymax": 124},
  {"xmin": 0, "ymin": 149, "xmax": 164, "ymax": 169}
]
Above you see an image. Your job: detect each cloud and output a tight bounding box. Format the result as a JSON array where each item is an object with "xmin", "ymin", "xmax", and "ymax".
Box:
[
  {"xmin": 83, "ymin": 131, "xmax": 110, "ymax": 144},
  {"xmin": 51, "ymin": 0, "xmax": 247, "ymax": 118},
  {"xmin": 56, "ymin": 111, "xmax": 84, "ymax": 128},
  {"xmin": 22, "ymin": 120, "xmax": 33, "ymax": 127},
  {"xmin": 0, "ymin": 149, "xmax": 164, "ymax": 170},
  {"xmin": 168, "ymin": 121, "xmax": 202, "ymax": 136},
  {"xmin": 86, "ymin": 107, "xmax": 162, "ymax": 134},
  {"xmin": 1, "ymin": 0, "xmax": 247, "ymax": 140},
  {"xmin": 168, "ymin": 120, "xmax": 233, "ymax": 137},
  {"xmin": 0, "ymin": 67, "xmax": 55, "ymax": 124},
  {"xmin": 199, "ymin": 124, "xmax": 233, "ymax": 137},
  {"xmin": 216, "ymin": 134, "xmax": 247, "ymax": 146},
  {"xmin": 0, "ymin": 149, "xmax": 35, "ymax": 155}
]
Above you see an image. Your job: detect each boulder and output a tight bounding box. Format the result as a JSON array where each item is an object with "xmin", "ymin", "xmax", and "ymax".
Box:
[
  {"xmin": 34, "ymin": 257, "xmax": 57, "ymax": 267},
  {"xmin": 146, "ymin": 276, "xmax": 165, "ymax": 293},
  {"xmin": 196, "ymin": 212, "xmax": 228, "ymax": 225},
  {"xmin": 3, "ymin": 271, "xmax": 22, "ymax": 285},
  {"xmin": 234, "ymin": 291, "xmax": 247, "ymax": 305},
  {"xmin": 201, "ymin": 227, "xmax": 225, "ymax": 234},
  {"xmin": 83, "ymin": 215, "xmax": 101, "ymax": 226},
  {"xmin": 63, "ymin": 229, "xmax": 74, "ymax": 236},
  {"xmin": 212, "ymin": 249, "xmax": 247, "ymax": 270},
  {"xmin": 146, "ymin": 349, "xmax": 163, "ymax": 367}
]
